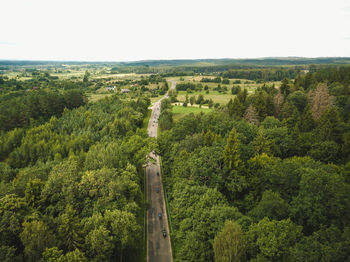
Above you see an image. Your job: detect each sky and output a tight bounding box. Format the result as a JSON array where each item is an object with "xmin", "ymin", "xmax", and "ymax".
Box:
[{"xmin": 0, "ymin": 0, "xmax": 350, "ymax": 61}]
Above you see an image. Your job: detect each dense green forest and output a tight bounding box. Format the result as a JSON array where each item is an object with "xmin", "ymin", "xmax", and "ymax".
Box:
[
  {"xmin": 0, "ymin": 90, "xmax": 154, "ymax": 260},
  {"xmin": 158, "ymin": 66, "xmax": 350, "ymax": 261}
]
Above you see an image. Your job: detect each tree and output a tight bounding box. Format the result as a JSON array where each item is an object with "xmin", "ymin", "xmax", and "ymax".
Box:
[
  {"xmin": 24, "ymin": 178, "xmax": 44, "ymax": 208},
  {"xmin": 280, "ymin": 78, "xmax": 291, "ymax": 97},
  {"xmin": 42, "ymin": 247, "xmax": 64, "ymax": 261},
  {"xmin": 83, "ymin": 210, "xmax": 140, "ymax": 261},
  {"xmin": 85, "ymin": 225, "xmax": 114, "ymax": 261},
  {"xmin": 298, "ymin": 105, "xmax": 316, "ymax": 132},
  {"xmin": 190, "ymin": 96, "xmax": 195, "ymax": 105},
  {"xmin": 196, "ymin": 94, "xmax": 204, "ymax": 105},
  {"xmin": 290, "ymin": 225, "xmax": 350, "ymax": 262},
  {"xmin": 0, "ymin": 194, "xmax": 28, "ymax": 250},
  {"xmin": 252, "ymin": 129, "xmax": 273, "ymax": 156},
  {"xmin": 185, "ymin": 94, "xmax": 189, "ymax": 104},
  {"xmin": 264, "ymin": 126, "xmax": 295, "ymax": 158},
  {"xmin": 309, "ymin": 141, "xmax": 339, "ymax": 163},
  {"xmin": 83, "ymin": 71, "xmax": 90, "ymax": 83},
  {"xmin": 290, "ymin": 167, "xmax": 350, "ymax": 234},
  {"xmin": 273, "ymin": 90, "xmax": 284, "ymax": 117},
  {"xmin": 105, "ymin": 210, "xmax": 141, "ymax": 262},
  {"xmin": 42, "ymin": 247, "xmax": 88, "ymax": 262},
  {"xmin": 208, "ymin": 98, "xmax": 214, "ymax": 108},
  {"xmin": 63, "ymin": 90, "xmax": 86, "ymax": 109},
  {"xmin": 251, "ymin": 90, "xmax": 270, "ymax": 120},
  {"xmin": 248, "ymin": 190, "xmax": 289, "ymax": 221},
  {"xmin": 316, "ymin": 107, "xmax": 345, "ymax": 143},
  {"xmin": 159, "ymin": 109, "xmax": 173, "ymax": 131},
  {"xmin": 288, "ymin": 90, "xmax": 308, "ymax": 112},
  {"xmin": 160, "ymin": 98, "xmax": 172, "ymax": 111},
  {"xmin": 0, "ymin": 245, "xmax": 17, "ymax": 262},
  {"xmin": 228, "ymin": 98, "xmax": 244, "ymax": 119},
  {"xmin": 227, "ymin": 99, "xmax": 234, "ymax": 117},
  {"xmin": 65, "ymin": 249, "xmax": 88, "ymax": 262},
  {"xmin": 213, "ymin": 220, "xmax": 246, "ymax": 262},
  {"xmin": 244, "ymin": 105, "xmax": 259, "ymax": 125},
  {"xmin": 20, "ymin": 220, "xmax": 55, "ymax": 262},
  {"xmin": 247, "ymin": 217, "xmax": 302, "ymax": 261},
  {"xmin": 223, "ymin": 128, "xmax": 242, "ymax": 169},
  {"xmin": 58, "ymin": 204, "xmax": 83, "ymax": 252},
  {"xmin": 261, "ymin": 116, "xmax": 281, "ymax": 129},
  {"xmin": 308, "ymin": 83, "xmax": 334, "ymax": 120},
  {"xmin": 237, "ymin": 89, "xmax": 248, "ymax": 104}
]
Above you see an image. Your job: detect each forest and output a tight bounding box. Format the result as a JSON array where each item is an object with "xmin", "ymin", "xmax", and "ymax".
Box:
[
  {"xmin": 158, "ymin": 66, "xmax": 350, "ymax": 261},
  {"xmin": 0, "ymin": 74, "xmax": 154, "ymax": 260},
  {"xmin": 0, "ymin": 60, "xmax": 350, "ymax": 261}
]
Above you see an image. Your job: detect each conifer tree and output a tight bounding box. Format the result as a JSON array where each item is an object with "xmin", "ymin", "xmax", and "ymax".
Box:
[
  {"xmin": 244, "ymin": 105, "xmax": 259, "ymax": 126},
  {"xmin": 224, "ymin": 128, "xmax": 242, "ymax": 169},
  {"xmin": 274, "ymin": 91, "xmax": 284, "ymax": 117},
  {"xmin": 58, "ymin": 204, "xmax": 83, "ymax": 252},
  {"xmin": 308, "ymin": 83, "xmax": 334, "ymax": 120}
]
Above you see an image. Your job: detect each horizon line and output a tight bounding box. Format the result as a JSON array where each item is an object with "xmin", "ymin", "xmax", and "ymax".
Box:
[{"xmin": 1, "ymin": 56, "xmax": 350, "ymax": 64}]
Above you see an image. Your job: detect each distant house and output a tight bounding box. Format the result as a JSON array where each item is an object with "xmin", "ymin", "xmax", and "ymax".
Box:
[
  {"xmin": 33, "ymin": 86, "xmax": 38, "ymax": 90},
  {"xmin": 120, "ymin": 88, "xmax": 130, "ymax": 93},
  {"xmin": 106, "ymin": 86, "xmax": 116, "ymax": 91}
]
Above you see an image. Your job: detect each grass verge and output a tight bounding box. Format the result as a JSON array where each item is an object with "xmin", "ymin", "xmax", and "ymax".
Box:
[{"xmin": 141, "ymin": 109, "xmax": 152, "ymax": 131}]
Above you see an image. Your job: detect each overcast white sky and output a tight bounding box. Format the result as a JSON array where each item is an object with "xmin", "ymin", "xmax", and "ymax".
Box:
[{"xmin": 1, "ymin": 0, "xmax": 350, "ymax": 61}]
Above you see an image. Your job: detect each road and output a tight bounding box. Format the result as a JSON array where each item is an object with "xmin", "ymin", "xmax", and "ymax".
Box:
[{"xmin": 146, "ymin": 81, "xmax": 175, "ymax": 262}]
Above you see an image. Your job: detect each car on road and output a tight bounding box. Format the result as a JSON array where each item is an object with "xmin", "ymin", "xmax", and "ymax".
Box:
[
  {"xmin": 157, "ymin": 172, "xmax": 159, "ymax": 176},
  {"xmin": 156, "ymin": 187, "xmax": 160, "ymax": 193},
  {"xmin": 158, "ymin": 212, "xmax": 162, "ymax": 219},
  {"xmin": 162, "ymin": 228, "xmax": 167, "ymax": 237}
]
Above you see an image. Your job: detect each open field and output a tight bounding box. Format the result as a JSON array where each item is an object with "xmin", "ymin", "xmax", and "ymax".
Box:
[
  {"xmin": 92, "ymin": 73, "xmax": 151, "ymax": 80},
  {"xmin": 172, "ymin": 105, "xmax": 213, "ymax": 121},
  {"xmin": 167, "ymin": 76, "xmax": 281, "ymax": 93},
  {"xmin": 164, "ymin": 76, "xmax": 281, "ymax": 105},
  {"xmin": 176, "ymin": 90, "xmax": 235, "ymax": 105},
  {"xmin": 87, "ymin": 93, "xmax": 113, "ymax": 102},
  {"xmin": 150, "ymin": 95, "xmax": 162, "ymax": 103}
]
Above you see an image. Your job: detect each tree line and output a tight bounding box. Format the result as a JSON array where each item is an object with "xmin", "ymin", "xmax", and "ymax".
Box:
[{"xmin": 0, "ymin": 89, "xmax": 86, "ymax": 132}]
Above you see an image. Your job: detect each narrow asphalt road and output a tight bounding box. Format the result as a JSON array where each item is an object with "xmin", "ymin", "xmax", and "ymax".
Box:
[{"xmin": 146, "ymin": 81, "xmax": 175, "ymax": 262}]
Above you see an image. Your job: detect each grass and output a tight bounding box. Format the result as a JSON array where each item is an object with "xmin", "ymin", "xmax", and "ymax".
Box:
[
  {"xmin": 150, "ymin": 95, "xmax": 162, "ymax": 103},
  {"xmin": 172, "ymin": 105, "xmax": 213, "ymax": 121},
  {"xmin": 141, "ymin": 109, "xmax": 152, "ymax": 130},
  {"xmin": 167, "ymin": 76, "xmax": 281, "ymax": 106},
  {"xmin": 87, "ymin": 93, "xmax": 113, "ymax": 102},
  {"xmin": 176, "ymin": 90, "xmax": 236, "ymax": 105},
  {"xmin": 167, "ymin": 76, "xmax": 280, "ymax": 92}
]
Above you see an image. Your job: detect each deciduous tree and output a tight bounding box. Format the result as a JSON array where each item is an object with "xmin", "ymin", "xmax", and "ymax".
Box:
[{"xmin": 213, "ymin": 220, "xmax": 246, "ymax": 262}]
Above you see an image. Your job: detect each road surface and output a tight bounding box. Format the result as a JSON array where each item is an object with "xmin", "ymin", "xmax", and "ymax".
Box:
[{"xmin": 146, "ymin": 81, "xmax": 175, "ymax": 262}]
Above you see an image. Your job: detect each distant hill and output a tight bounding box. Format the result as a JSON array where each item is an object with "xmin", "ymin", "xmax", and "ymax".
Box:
[{"xmin": 1, "ymin": 57, "xmax": 350, "ymax": 67}]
